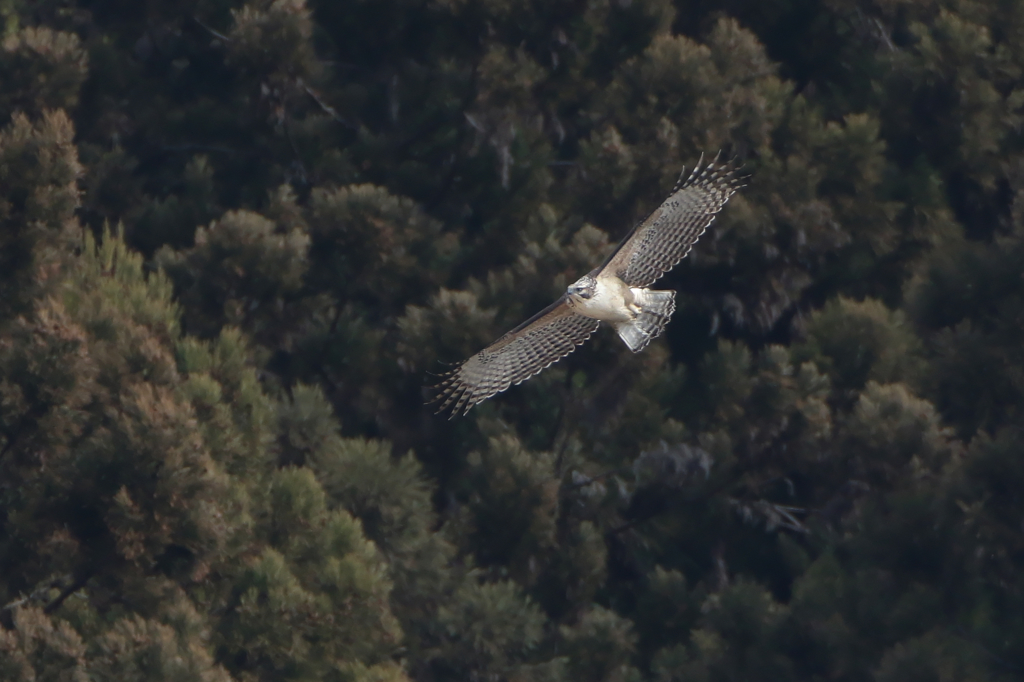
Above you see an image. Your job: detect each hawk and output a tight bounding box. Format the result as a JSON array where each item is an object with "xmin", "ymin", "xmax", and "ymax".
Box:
[{"xmin": 434, "ymin": 152, "xmax": 743, "ymax": 417}]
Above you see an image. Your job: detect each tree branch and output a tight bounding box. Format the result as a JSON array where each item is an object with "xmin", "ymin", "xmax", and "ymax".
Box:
[
  {"xmin": 302, "ymin": 81, "xmax": 358, "ymax": 130},
  {"xmin": 42, "ymin": 571, "xmax": 92, "ymax": 615},
  {"xmin": 192, "ymin": 15, "xmax": 230, "ymax": 42}
]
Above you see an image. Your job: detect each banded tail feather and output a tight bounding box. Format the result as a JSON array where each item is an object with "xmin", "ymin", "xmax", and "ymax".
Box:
[{"xmin": 615, "ymin": 289, "xmax": 676, "ymax": 352}]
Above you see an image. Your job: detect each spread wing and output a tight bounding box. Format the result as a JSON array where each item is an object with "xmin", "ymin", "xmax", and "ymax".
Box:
[
  {"xmin": 599, "ymin": 153, "xmax": 743, "ymax": 287},
  {"xmin": 433, "ymin": 297, "xmax": 600, "ymax": 417}
]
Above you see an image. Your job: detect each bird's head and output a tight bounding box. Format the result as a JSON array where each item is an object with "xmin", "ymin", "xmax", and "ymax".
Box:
[{"xmin": 567, "ymin": 275, "xmax": 597, "ymax": 300}]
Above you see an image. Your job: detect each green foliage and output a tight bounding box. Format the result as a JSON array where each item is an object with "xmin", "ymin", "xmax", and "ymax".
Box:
[
  {"xmin": 560, "ymin": 606, "xmax": 641, "ymax": 682},
  {"xmin": 796, "ymin": 296, "xmax": 925, "ymax": 394},
  {"xmin": 227, "ymin": 0, "xmax": 317, "ymax": 83},
  {"xmin": 0, "ymin": 27, "xmax": 87, "ymax": 122},
  {"xmin": 4, "ymin": 0, "xmax": 1024, "ymax": 680},
  {"xmin": 0, "ymin": 606, "xmax": 89, "ymax": 682},
  {"xmin": 435, "ymin": 580, "xmax": 547, "ymax": 681},
  {"xmin": 0, "ymin": 110, "xmax": 81, "ymax": 318},
  {"xmin": 306, "ymin": 183, "xmax": 456, "ymax": 315},
  {"xmin": 218, "ymin": 466, "xmax": 401, "ymax": 681},
  {"xmin": 157, "ymin": 207, "xmax": 310, "ymax": 341},
  {"xmin": 665, "ymin": 582, "xmax": 794, "ymax": 682},
  {"xmin": 906, "ymin": 223, "xmax": 1024, "ymax": 437},
  {"xmin": 1, "ymin": 152, "xmax": 401, "ymax": 679}
]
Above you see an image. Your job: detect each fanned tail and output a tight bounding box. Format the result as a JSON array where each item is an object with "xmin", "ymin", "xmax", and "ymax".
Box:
[{"xmin": 615, "ymin": 289, "xmax": 676, "ymax": 352}]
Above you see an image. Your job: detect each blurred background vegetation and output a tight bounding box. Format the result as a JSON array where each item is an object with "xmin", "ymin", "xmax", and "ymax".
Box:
[{"xmin": 2, "ymin": 0, "xmax": 1024, "ymax": 680}]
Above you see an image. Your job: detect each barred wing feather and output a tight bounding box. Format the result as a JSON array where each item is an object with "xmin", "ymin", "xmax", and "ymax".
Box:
[
  {"xmin": 601, "ymin": 153, "xmax": 743, "ymax": 287},
  {"xmin": 433, "ymin": 297, "xmax": 600, "ymax": 417}
]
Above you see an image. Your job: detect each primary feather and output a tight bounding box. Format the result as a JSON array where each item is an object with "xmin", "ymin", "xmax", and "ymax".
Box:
[
  {"xmin": 600, "ymin": 152, "xmax": 744, "ymax": 287},
  {"xmin": 433, "ymin": 298, "xmax": 600, "ymax": 417}
]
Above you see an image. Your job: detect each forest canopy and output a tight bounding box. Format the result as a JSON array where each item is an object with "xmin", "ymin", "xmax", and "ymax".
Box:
[{"xmin": 2, "ymin": 0, "xmax": 1024, "ymax": 680}]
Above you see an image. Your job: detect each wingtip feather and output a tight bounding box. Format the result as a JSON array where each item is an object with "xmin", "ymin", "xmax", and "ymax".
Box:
[
  {"xmin": 673, "ymin": 150, "xmax": 747, "ymax": 195},
  {"xmin": 426, "ymin": 361, "xmax": 484, "ymax": 418}
]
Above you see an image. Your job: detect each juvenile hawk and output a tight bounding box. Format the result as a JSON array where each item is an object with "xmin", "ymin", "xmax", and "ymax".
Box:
[{"xmin": 434, "ymin": 153, "xmax": 743, "ymax": 417}]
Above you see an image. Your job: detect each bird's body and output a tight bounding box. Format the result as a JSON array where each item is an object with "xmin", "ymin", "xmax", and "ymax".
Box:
[
  {"xmin": 566, "ymin": 274, "xmax": 677, "ymax": 352},
  {"xmin": 434, "ymin": 152, "xmax": 744, "ymax": 416},
  {"xmin": 566, "ymin": 274, "xmax": 636, "ymax": 323}
]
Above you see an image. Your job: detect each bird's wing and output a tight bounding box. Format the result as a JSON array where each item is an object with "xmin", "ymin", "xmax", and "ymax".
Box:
[
  {"xmin": 599, "ymin": 153, "xmax": 743, "ymax": 287},
  {"xmin": 433, "ymin": 297, "xmax": 600, "ymax": 417}
]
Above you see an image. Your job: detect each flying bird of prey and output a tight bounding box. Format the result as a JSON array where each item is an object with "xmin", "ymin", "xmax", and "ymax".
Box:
[{"xmin": 434, "ymin": 152, "xmax": 743, "ymax": 417}]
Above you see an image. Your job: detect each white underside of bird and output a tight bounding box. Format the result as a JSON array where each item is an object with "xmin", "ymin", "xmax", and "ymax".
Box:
[
  {"xmin": 567, "ymin": 275, "xmax": 677, "ymax": 353},
  {"xmin": 568, "ymin": 275, "xmax": 636, "ymax": 322}
]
